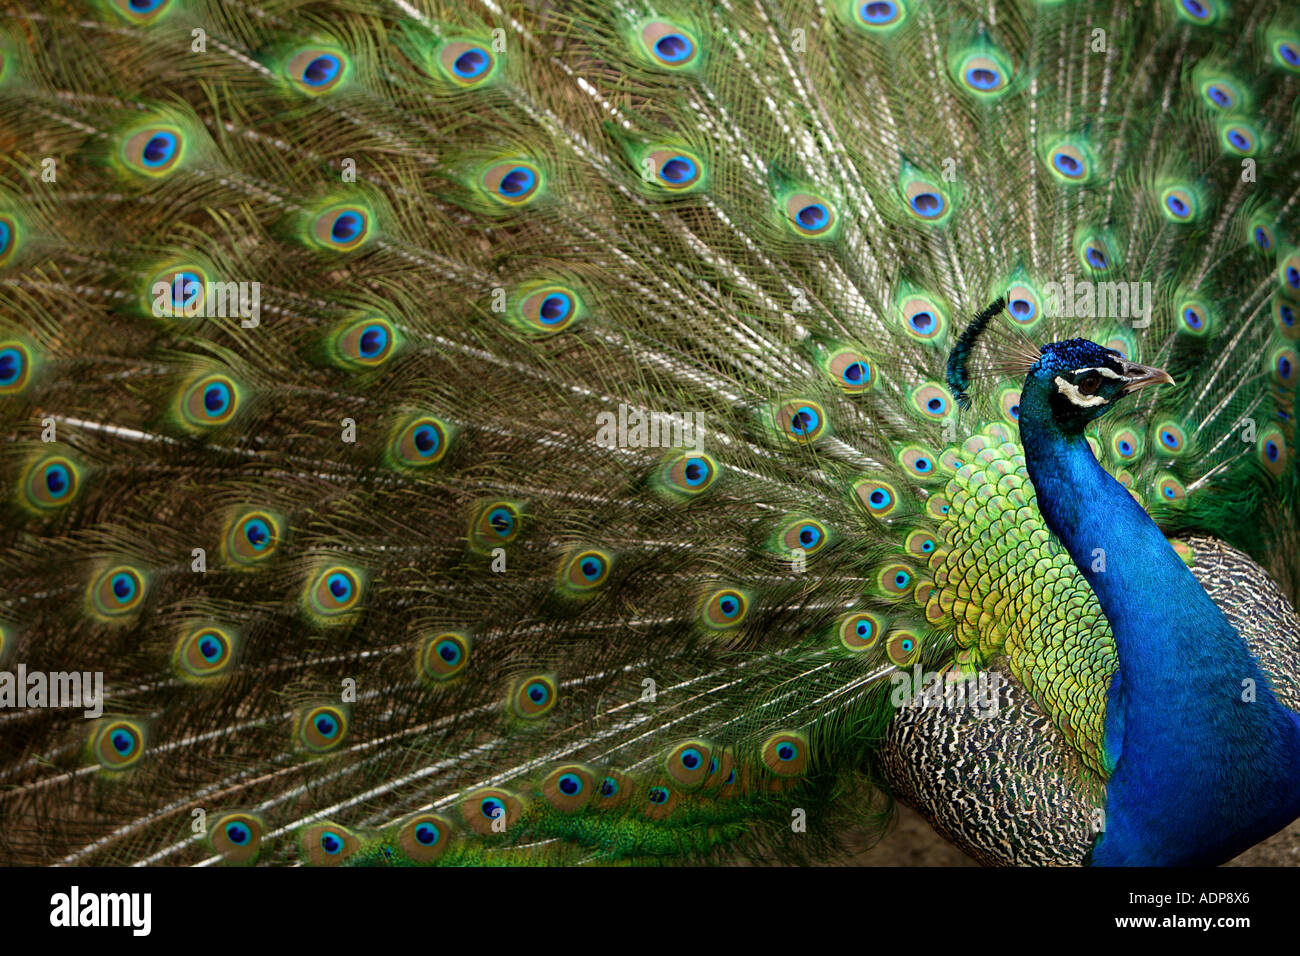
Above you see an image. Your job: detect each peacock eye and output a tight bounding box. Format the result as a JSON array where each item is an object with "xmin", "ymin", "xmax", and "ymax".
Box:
[{"xmin": 1077, "ymin": 371, "xmax": 1102, "ymax": 395}]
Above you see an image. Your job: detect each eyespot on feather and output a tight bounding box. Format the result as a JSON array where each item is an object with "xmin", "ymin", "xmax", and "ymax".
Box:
[
  {"xmin": 1247, "ymin": 217, "xmax": 1276, "ymax": 254},
  {"xmin": 664, "ymin": 739, "xmax": 713, "ymax": 789},
  {"xmin": 296, "ymin": 704, "xmax": 348, "ymax": 753},
  {"xmin": 417, "ymin": 631, "xmax": 471, "ymax": 681},
  {"xmin": 509, "ymin": 674, "xmax": 557, "ymax": 719},
  {"xmin": 886, "ymin": 628, "xmax": 922, "ymax": 666},
  {"xmin": 106, "ymin": 0, "xmax": 174, "ymax": 24},
  {"xmin": 91, "ymin": 719, "xmax": 145, "ymax": 771},
  {"xmin": 1152, "ymin": 421, "xmax": 1188, "ymax": 455},
  {"xmin": 898, "ymin": 445, "xmax": 942, "ymax": 481},
  {"xmin": 1045, "ymin": 142, "xmax": 1092, "ymax": 183},
  {"xmin": 21, "ymin": 455, "xmax": 81, "ymax": 512},
  {"xmin": 647, "ymin": 149, "xmax": 705, "ymax": 191},
  {"xmin": 285, "ymin": 47, "xmax": 349, "ymax": 95},
  {"xmin": 926, "ymin": 493, "xmax": 952, "ymax": 520},
  {"xmin": 700, "ymin": 588, "xmax": 749, "ymax": 630},
  {"xmin": 1077, "ymin": 232, "xmax": 1118, "ymax": 274},
  {"xmin": 174, "ymin": 625, "xmax": 238, "ymax": 681},
  {"xmin": 120, "ymin": 123, "xmax": 185, "ymax": 178},
  {"xmin": 470, "ymin": 500, "xmax": 524, "ymax": 549},
  {"xmin": 1175, "ymin": 0, "xmax": 1223, "ymax": 26},
  {"xmin": 1159, "ymin": 186, "xmax": 1200, "ymax": 223},
  {"xmin": 784, "ymin": 192, "xmax": 837, "ymax": 237},
  {"xmin": 0, "ymin": 340, "xmax": 32, "ymax": 395},
  {"xmin": 178, "ymin": 373, "xmax": 241, "ymax": 430},
  {"xmin": 957, "ymin": 53, "xmax": 1011, "ymax": 96},
  {"xmin": 88, "ymin": 565, "xmax": 147, "ymax": 620},
  {"xmin": 1257, "ymin": 427, "xmax": 1288, "ymax": 478},
  {"xmin": 437, "ymin": 40, "xmax": 498, "ymax": 86},
  {"xmin": 561, "ymin": 549, "xmax": 612, "ymax": 592},
  {"xmin": 0, "ymin": 215, "xmax": 19, "ymax": 269},
  {"xmin": 1270, "ymin": 347, "xmax": 1297, "ymax": 386},
  {"xmin": 778, "ymin": 517, "xmax": 828, "ymax": 556},
  {"xmin": 1199, "ymin": 77, "xmax": 1241, "ymax": 110},
  {"xmin": 642, "ymin": 783, "xmax": 679, "ymax": 819},
  {"xmin": 516, "ymin": 284, "xmax": 582, "ymax": 333},
  {"xmin": 145, "ymin": 263, "xmax": 209, "ymax": 319},
  {"xmin": 837, "ymin": 611, "xmax": 883, "ymax": 651},
  {"xmin": 593, "ymin": 769, "xmax": 634, "ymax": 808},
  {"xmin": 299, "ymin": 822, "xmax": 361, "ymax": 866},
  {"xmin": 1272, "ymin": 33, "xmax": 1300, "ymax": 72},
  {"xmin": 903, "ymin": 178, "xmax": 950, "ymax": 223},
  {"xmin": 825, "ymin": 347, "xmax": 874, "ymax": 392},
  {"xmin": 853, "ymin": 1, "xmax": 907, "ymax": 30},
  {"xmin": 482, "ymin": 160, "xmax": 543, "ymax": 205},
  {"xmin": 1279, "ymin": 251, "xmax": 1300, "ymax": 296},
  {"xmin": 1177, "ymin": 300, "xmax": 1214, "ymax": 337},
  {"xmin": 389, "ymin": 415, "xmax": 452, "ymax": 468},
  {"xmin": 877, "ymin": 563, "xmax": 914, "ymax": 597},
  {"xmin": 640, "ymin": 21, "xmax": 700, "ymax": 68},
  {"xmin": 305, "ymin": 565, "xmax": 364, "ymax": 620},
  {"xmin": 394, "ymin": 812, "xmax": 454, "ymax": 863},
  {"xmin": 329, "ymin": 316, "xmax": 399, "ymax": 369},
  {"xmin": 898, "ymin": 295, "xmax": 947, "ymax": 342},
  {"xmin": 542, "ymin": 764, "xmax": 597, "ymax": 812},
  {"xmin": 209, "ymin": 813, "xmax": 263, "ymax": 865},
  {"xmin": 760, "ymin": 731, "xmax": 808, "ymax": 776},
  {"xmin": 998, "ymin": 385, "xmax": 1022, "ymax": 423},
  {"xmin": 307, "ymin": 203, "xmax": 373, "ymax": 252},
  {"xmin": 774, "ymin": 399, "xmax": 826, "ymax": 442},
  {"xmin": 1274, "ymin": 297, "xmax": 1299, "ymax": 339},
  {"xmin": 1005, "ymin": 283, "xmax": 1043, "ymax": 327},
  {"xmin": 854, "ymin": 478, "xmax": 899, "ymax": 518},
  {"xmin": 461, "ymin": 788, "xmax": 522, "ymax": 835},
  {"xmin": 1156, "ymin": 473, "xmax": 1187, "ymax": 505},
  {"xmin": 909, "ymin": 383, "xmax": 951, "ymax": 420},
  {"xmin": 224, "ymin": 511, "xmax": 281, "ymax": 565},
  {"xmin": 905, "ymin": 529, "xmax": 938, "ymax": 558},
  {"xmin": 657, "ymin": 452, "xmax": 718, "ymax": 497},
  {"xmin": 1108, "ymin": 427, "xmax": 1144, "ymax": 463},
  {"xmin": 1219, "ymin": 120, "xmax": 1259, "ymax": 156}
]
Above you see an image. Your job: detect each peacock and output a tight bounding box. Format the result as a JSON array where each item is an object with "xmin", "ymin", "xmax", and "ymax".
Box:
[{"xmin": 1, "ymin": 0, "xmax": 1299, "ymax": 869}]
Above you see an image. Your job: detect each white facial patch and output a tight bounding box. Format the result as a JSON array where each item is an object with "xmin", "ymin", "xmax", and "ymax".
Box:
[
  {"xmin": 1054, "ymin": 375, "xmax": 1108, "ymax": 407},
  {"xmin": 1077, "ymin": 366, "xmax": 1123, "ymax": 380}
]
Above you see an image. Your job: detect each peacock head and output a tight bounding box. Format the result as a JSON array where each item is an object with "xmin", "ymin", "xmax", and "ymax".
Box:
[
  {"xmin": 946, "ymin": 299, "xmax": 1173, "ymax": 434},
  {"xmin": 1024, "ymin": 338, "xmax": 1173, "ymax": 432}
]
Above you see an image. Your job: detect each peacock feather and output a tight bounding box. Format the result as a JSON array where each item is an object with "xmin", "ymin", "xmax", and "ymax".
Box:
[{"xmin": 0, "ymin": 0, "xmax": 1298, "ymax": 868}]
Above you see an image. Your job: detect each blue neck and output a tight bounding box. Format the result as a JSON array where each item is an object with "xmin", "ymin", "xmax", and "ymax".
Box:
[{"xmin": 1019, "ymin": 386, "xmax": 1300, "ymax": 864}]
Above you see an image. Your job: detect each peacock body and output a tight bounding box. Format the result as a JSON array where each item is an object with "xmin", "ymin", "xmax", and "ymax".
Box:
[{"xmin": 1, "ymin": 0, "xmax": 1299, "ymax": 867}]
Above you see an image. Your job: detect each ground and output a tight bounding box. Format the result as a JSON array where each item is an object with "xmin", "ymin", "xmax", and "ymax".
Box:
[{"xmin": 832, "ymin": 805, "xmax": 1300, "ymax": 866}]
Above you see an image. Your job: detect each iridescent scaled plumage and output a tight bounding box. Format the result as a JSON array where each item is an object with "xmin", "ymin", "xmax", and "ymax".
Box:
[{"xmin": 927, "ymin": 424, "xmax": 1117, "ymax": 777}]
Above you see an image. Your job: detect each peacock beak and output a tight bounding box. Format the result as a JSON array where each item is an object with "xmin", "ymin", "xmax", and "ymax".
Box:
[{"xmin": 1119, "ymin": 362, "xmax": 1175, "ymax": 394}]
